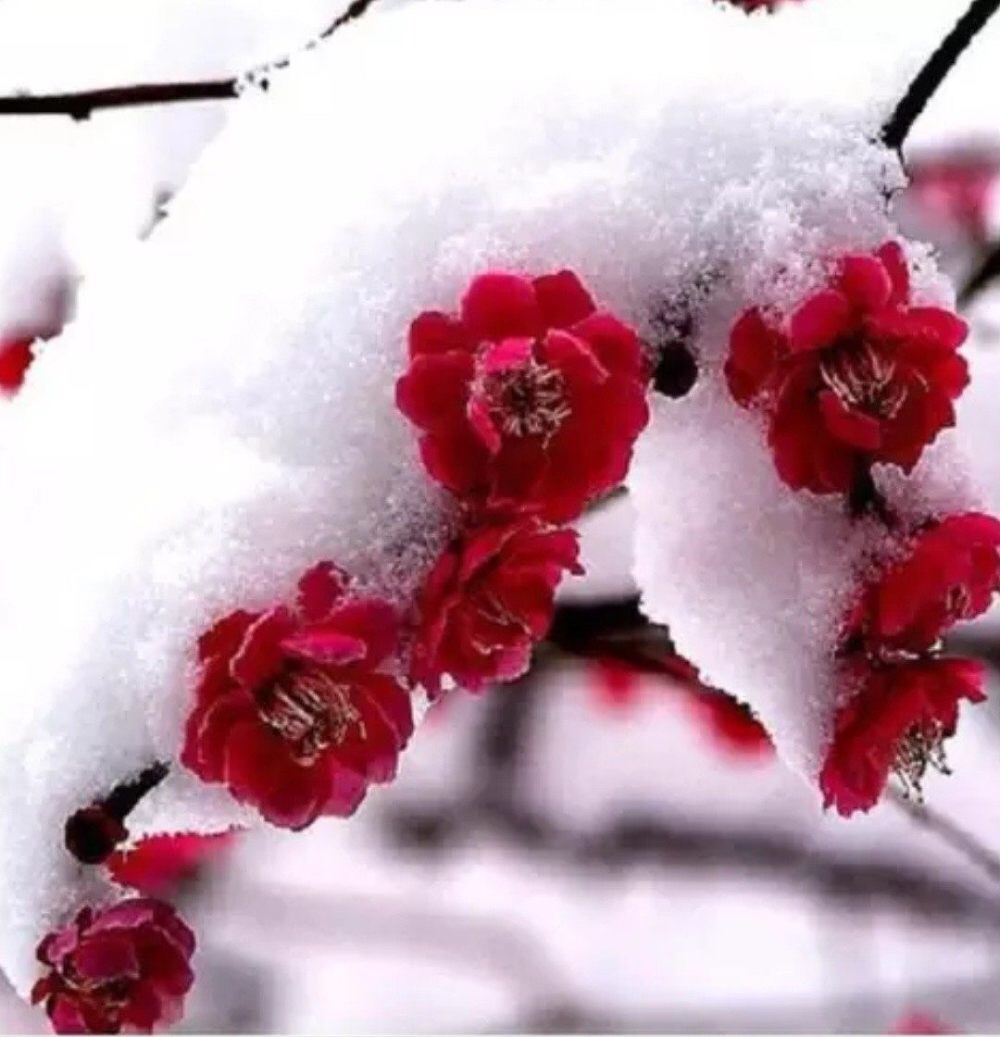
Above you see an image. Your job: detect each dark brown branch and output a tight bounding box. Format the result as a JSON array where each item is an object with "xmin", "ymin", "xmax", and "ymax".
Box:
[
  {"xmin": 882, "ymin": 0, "xmax": 1000, "ymax": 153},
  {"xmin": 0, "ymin": 0, "xmax": 381, "ymax": 121},
  {"xmin": 474, "ymin": 675, "xmax": 541, "ymax": 809},
  {"xmin": 0, "ymin": 81, "xmax": 237, "ymax": 120},
  {"xmin": 216, "ymin": 878, "xmax": 1000, "ymax": 1034},
  {"xmin": 545, "ymin": 596, "xmax": 683, "ymax": 676}
]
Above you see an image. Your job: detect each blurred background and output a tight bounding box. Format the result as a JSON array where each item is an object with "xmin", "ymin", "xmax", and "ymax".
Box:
[{"xmin": 3, "ymin": 0, "xmax": 1000, "ymax": 1031}]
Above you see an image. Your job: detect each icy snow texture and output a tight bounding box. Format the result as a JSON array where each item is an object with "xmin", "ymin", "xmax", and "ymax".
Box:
[{"xmin": 0, "ymin": 0, "xmax": 987, "ymax": 995}]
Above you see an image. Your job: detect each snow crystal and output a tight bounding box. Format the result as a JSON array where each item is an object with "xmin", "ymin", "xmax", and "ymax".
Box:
[{"xmin": 0, "ymin": 0, "xmax": 984, "ymax": 993}]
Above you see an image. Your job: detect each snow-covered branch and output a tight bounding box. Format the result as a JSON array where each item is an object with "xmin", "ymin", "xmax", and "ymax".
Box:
[{"xmin": 0, "ymin": 0, "xmax": 381, "ymax": 120}]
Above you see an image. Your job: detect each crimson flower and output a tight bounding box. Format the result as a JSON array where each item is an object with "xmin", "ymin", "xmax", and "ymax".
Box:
[
  {"xmin": 820, "ymin": 657, "xmax": 984, "ymax": 817},
  {"xmin": 410, "ymin": 516, "xmax": 583, "ymax": 695},
  {"xmin": 589, "ymin": 658, "xmax": 771, "ymax": 758},
  {"xmin": 396, "ymin": 270, "xmax": 649, "ymax": 522},
  {"xmin": 687, "ymin": 689, "xmax": 773, "ymax": 758},
  {"xmin": 855, "ymin": 513, "xmax": 1000, "ymax": 654},
  {"xmin": 181, "ymin": 564, "xmax": 412, "ymax": 830},
  {"xmin": 821, "ymin": 512, "xmax": 1000, "ymax": 816},
  {"xmin": 590, "ymin": 658, "xmax": 643, "ymax": 711},
  {"xmin": 0, "ymin": 337, "xmax": 34, "ymax": 394},
  {"xmin": 725, "ymin": 243, "xmax": 968, "ymax": 494},
  {"xmin": 31, "ymin": 899, "xmax": 195, "ymax": 1035},
  {"xmin": 108, "ymin": 834, "xmax": 236, "ymax": 897},
  {"xmin": 908, "ymin": 149, "xmax": 1000, "ymax": 242},
  {"xmin": 891, "ymin": 1011, "xmax": 953, "ymax": 1035}
]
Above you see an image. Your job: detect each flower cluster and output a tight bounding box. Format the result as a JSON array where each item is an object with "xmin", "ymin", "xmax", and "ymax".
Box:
[
  {"xmin": 174, "ymin": 270, "xmax": 646, "ymax": 850},
  {"xmin": 725, "ymin": 243, "xmax": 969, "ymax": 494},
  {"xmin": 724, "ymin": 240, "xmax": 994, "ymax": 815},
  {"xmin": 181, "ymin": 562, "xmax": 412, "ymax": 830},
  {"xmin": 820, "ymin": 514, "xmax": 1000, "ymax": 816},
  {"xmin": 32, "ymin": 899, "xmax": 195, "ymax": 1035},
  {"xmin": 397, "ymin": 270, "xmax": 649, "ymax": 694}
]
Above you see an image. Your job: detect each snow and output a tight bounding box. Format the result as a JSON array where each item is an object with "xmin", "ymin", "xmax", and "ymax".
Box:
[
  {"xmin": 0, "ymin": 0, "xmax": 335, "ymax": 338},
  {"xmin": 0, "ymin": 0, "xmax": 989, "ymax": 999}
]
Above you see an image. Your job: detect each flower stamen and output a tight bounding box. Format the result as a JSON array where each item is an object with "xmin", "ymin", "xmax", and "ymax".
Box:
[
  {"xmin": 259, "ymin": 668, "xmax": 363, "ymax": 764},
  {"xmin": 892, "ymin": 722, "xmax": 951, "ymax": 802},
  {"xmin": 480, "ymin": 358, "xmax": 571, "ymax": 439},
  {"xmin": 820, "ymin": 341, "xmax": 908, "ymax": 420}
]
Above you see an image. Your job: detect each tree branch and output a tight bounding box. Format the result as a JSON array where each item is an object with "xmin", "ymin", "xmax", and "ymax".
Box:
[
  {"xmin": 882, "ymin": 0, "xmax": 1000, "ymax": 153},
  {"xmin": 0, "ymin": 81, "xmax": 238, "ymax": 119},
  {"xmin": 385, "ymin": 798, "xmax": 1000, "ymax": 926},
  {"xmin": 545, "ymin": 596, "xmax": 684, "ymax": 675},
  {"xmin": 0, "ymin": 0, "xmax": 381, "ymax": 121}
]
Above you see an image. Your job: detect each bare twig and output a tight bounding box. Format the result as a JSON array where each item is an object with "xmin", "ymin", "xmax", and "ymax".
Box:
[
  {"xmin": 959, "ymin": 237, "xmax": 1000, "ymax": 305},
  {"xmin": 888, "ymin": 786, "xmax": 1000, "ymax": 887},
  {"xmin": 0, "ymin": 81, "xmax": 238, "ymax": 119},
  {"xmin": 0, "ymin": 0, "xmax": 381, "ymax": 121},
  {"xmin": 882, "ymin": 0, "xmax": 1000, "ymax": 153}
]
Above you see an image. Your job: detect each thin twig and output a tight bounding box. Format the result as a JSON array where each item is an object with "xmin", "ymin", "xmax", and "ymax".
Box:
[
  {"xmin": 386, "ymin": 798, "xmax": 1000, "ymax": 925},
  {"xmin": 0, "ymin": 81, "xmax": 238, "ymax": 119},
  {"xmin": 959, "ymin": 237, "xmax": 1000, "ymax": 305},
  {"xmin": 0, "ymin": 0, "xmax": 381, "ymax": 121},
  {"xmin": 882, "ymin": 0, "xmax": 1000, "ymax": 153},
  {"xmin": 888, "ymin": 786, "xmax": 1000, "ymax": 887}
]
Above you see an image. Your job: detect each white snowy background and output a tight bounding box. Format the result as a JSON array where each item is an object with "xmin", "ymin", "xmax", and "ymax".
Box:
[{"xmin": 2, "ymin": 0, "xmax": 1000, "ymax": 1032}]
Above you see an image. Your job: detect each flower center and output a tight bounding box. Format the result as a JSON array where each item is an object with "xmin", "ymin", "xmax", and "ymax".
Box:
[
  {"xmin": 258, "ymin": 666, "xmax": 363, "ymax": 765},
  {"xmin": 480, "ymin": 358, "xmax": 570, "ymax": 439},
  {"xmin": 892, "ymin": 722, "xmax": 951, "ymax": 802},
  {"xmin": 820, "ymin": 339, "xmax": 908, "ymax": 420},
  {"xmin": 57, "ymin": 965, "xmax": 134, "ymax": 1027}
]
